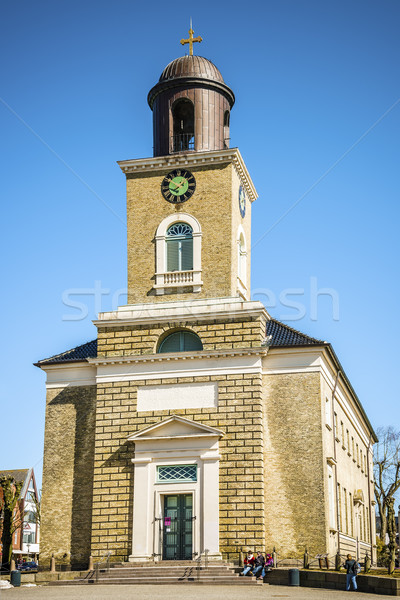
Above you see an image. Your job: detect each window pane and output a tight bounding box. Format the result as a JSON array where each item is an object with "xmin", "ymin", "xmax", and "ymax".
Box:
[
  {"xmin": 167, "ymin": 240, "xmax": 180, "ymax": 271},
  {"xmin": 182, "ymin": 332, "xmax": 202, "ymax": 351},
  {"xmin": 181, "ymin": 239, "xmax": 193, "ymax": 270},
  {"xmin": 159, "ymin": 332, "xmax": 182, "ymax": 353},
  {"xmin": 157, "ymin": 465, "xmax": 197, "ymax": 483},
  {"xmin": 158, "ymin": 331, "xmax": 203, "ymax": 353}
]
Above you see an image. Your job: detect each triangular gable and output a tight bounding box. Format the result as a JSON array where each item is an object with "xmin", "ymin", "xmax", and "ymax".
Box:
[{"xmin": 127, "ymin": 414, "xmax": 224, "ymax": 442}]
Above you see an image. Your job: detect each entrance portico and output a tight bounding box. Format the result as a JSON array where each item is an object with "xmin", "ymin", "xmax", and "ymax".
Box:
[{"xmin": 127, "ymin": 415, "xmax": 223, "ymax": 562}]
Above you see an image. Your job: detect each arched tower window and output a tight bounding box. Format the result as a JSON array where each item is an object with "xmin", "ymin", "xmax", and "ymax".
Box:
[
  {"xmin": 158, "ymin": 330, "xmax": 203, "ymax": 353},
  {"xmin": 172, "ymin": 99, "xmax": 194, "ymax": 152},
  {"xmin": 154, "ymin": 213, "xmax": 202, "ymax": 295},
  {"xmin": 237, "ymin": 226, "xmax": 248, "ymax": 299},
  {"xmin": 223, "ymin": 111, "xmax": 230, "ymax": 149},
  {"xmin": 166, "ymin": 223, "xmax": 193, "ymax": 272}
]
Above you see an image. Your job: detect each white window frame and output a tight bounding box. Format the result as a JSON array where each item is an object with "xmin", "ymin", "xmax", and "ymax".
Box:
[
  {"xmin": 327, "ymin": 465, "xmax": 336, "ymax": 530},
  {"xmin": 154, "ymin": 213, "xmax": 202, "ymax": 295},
  {"xmin": 237, "ymin": 225, "xmax": 248, "ymax": 299}
]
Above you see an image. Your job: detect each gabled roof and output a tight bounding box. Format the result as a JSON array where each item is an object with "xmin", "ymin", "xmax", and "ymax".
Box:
[
  {"xmin": 0, "ymin": 469, "xmax": 28, "ymax": 483},
  {"xmin": 265, "ymin": 318, "xmax": 326, "ymax": 347},
  {"xmin": 35, "ymin": 340, "xmax": 97, "ymax": 366},
  {"xmin": 0, "ymin": 468, "xmax": 33, "ymax": 499}
]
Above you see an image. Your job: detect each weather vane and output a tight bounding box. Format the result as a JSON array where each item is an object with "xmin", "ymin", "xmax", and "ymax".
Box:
[{"xmin": 180, "ymin": 19, "xmax": 202, "ymax": 56}]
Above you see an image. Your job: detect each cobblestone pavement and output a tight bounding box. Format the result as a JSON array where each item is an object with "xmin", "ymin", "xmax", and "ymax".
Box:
[{"xmin": 0, "ymin": 585, "xmax": 395, "ymax": 600}]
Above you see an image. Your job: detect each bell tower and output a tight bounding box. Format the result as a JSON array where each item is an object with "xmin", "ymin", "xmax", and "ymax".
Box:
[
  {"xmin": 118, "ymin": 32, "xmax": 257, "ymax": 304},
  {"xmin": 148, "ymin": 54, "xmax": 235, "ymax": 156}
]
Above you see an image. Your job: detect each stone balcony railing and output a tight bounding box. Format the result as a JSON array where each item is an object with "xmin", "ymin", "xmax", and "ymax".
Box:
[{"xmin": 154, "ymin": 270, "xmax": 203, "ymax": 294}]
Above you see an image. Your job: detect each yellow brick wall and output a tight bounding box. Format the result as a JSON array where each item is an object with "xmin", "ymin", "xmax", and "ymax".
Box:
[
  {"xmin": 262, "ymin": 371, "xmax": 327, "ymax": 557},
  {"xmin": 90, "ymin": 371, "xmax": 265, "ymax": 563},
  {"xmin": 97, "ymin": 316, "xmax": 266, "ymax": 357},
  {"xmin": 126, "ymin": 161, "xmax": 251, "ymax": 303},
  {"xmin": 40, "ymin": 386, "xmax": 96, "ymax": 568}
]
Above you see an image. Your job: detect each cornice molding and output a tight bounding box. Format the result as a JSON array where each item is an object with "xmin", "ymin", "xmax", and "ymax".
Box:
[
  {"xmin": 94, "ymin": 297, "xmax": 268, "ymax": 328},
  {"xmin": 117, "ymin": 147, "xmax": 258, "ymax": 202},
  {"xmin": 88, "ymin": 346, "xmax": 268, "ymax": 367}
]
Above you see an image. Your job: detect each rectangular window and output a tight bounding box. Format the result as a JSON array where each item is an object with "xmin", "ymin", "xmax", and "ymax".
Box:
[
  {"xmin": 364, "ymin": 506, "xmax": 367, "ymax": 541},
  {"xmin": 334, "ymin": 413, "xmax": 338, "ymax": 439},
  {"xmin": 352, "ymin": 437, "xmax": 355, "ymax": 459},
  {"xmin": 366, "ymin": 507, "xmax": 370, "ymax": 542},
  {"xmin": 341, "ymin": 421, "xmax": 345, "ymax": 447},
  {"xmin": 157, "ymin": 464, "xmax": 197, "ymax": 483},
  {"xmin": 346, "ymin": 429, "xmax": 350, "ymax": 453},
  {"xmin": 361, "ymin": 452, "xmax": 364, "ymax": 473},
  {"xmin": 356, "ymin": 443, "xmax": 360, "ymax": 466},
  {"xmin": 349, "ymin": 493, "xmax": 354, "ymax": 537},
  {"xmin": 166, "ymin": 239, "xmax": 193, "ymax": 272},
  {"xmin": 337, "ymin": 483, "xmax": 342, "ymax": 532},
  {"xmin": 23, "ymin": 532, "xmax": 35, "ymax": 544},
  {"xmin": 344, "ymin": 488, "xmax": 348, "ymax": 534},
  {"xmin": 325, "ymin": 397, "xmax": 331, "ymax": 426},
  {"xmin": 328, "ymin": 466, "xmax": 335, "ymax": 528}
]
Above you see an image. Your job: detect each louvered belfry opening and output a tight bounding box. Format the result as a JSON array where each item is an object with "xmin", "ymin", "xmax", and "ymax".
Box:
[
  {"xmin": 172, "ymin": 99, "xmax": 194, "ymax": 152},
  {"xmin": 148, "ymin": 55, "xmax": 235, "ymax": 157}
]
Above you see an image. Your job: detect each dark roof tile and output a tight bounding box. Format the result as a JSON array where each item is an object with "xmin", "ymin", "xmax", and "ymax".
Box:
[
  {"xmin": 266, "ymin": 319, "xmax": 326, "ymax": 347},
  {"xmin": 36, "ymin": 340, "xmax": 97, "ymax": 365}
]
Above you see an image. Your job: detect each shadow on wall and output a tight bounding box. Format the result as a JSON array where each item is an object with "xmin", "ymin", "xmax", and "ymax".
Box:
[{"xmin": 48, "ymin": 386, "xmax": 96, "ymax": 570}]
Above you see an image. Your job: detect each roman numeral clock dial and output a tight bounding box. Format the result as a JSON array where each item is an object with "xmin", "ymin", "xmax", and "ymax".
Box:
[{"xmin": 161, "ymin": 169, "xmax": 196, "ymax": 203}]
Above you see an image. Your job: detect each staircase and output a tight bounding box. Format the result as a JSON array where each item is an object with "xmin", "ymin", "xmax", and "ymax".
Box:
[{"xmin": 49, "ymin": 560, "xmax": 262, "ymax": 586}]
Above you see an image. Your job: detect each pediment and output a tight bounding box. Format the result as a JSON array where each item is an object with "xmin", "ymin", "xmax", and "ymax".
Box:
[{"xmin": 127, "ymin": 414, "xmax": 224, "ymax": 443}]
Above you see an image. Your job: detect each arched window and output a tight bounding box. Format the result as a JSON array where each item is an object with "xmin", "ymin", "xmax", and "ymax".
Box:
[
  {"xmin": 238, "ymin": 232, "xmax": 246, "ymax": 282},
  {"xmin": 166, "ymin": 223, "xmax": 193, "ymax": 272},
  {"xmin": 237, "ymin": 226, "xmax": 248, "ymax": 299},
  {"xmin": 223, "ymin": 110, "xmax": 230, "ymax": 148},
  {"xmin": 158, "ymin": 330, "xmax": 203, "ymax": 353},
  {"xmin": 154, "ymin": 213, "xmax": 202, "ymax": 295},
  {"xmin": 172, "ymin": 99, "xmax": 194, "ymax": 152}
]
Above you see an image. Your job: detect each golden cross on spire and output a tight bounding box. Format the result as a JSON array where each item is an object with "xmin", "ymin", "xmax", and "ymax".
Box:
[{"xmin": 180, "ymin": 23, "xmax": 202, "ymax": 56}]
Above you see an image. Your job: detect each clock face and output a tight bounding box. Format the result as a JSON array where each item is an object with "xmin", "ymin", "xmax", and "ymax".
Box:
[
  {"xmin": 161, "ymin": 169, "xmax": 196, "ymax": 203},
  {"xmin": 239, "ymin": 185, "xmax": 246, "ymax": 218}
]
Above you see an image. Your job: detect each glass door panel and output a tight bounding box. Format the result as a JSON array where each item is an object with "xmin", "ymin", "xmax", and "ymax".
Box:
[{"xmin": 163, "ymin": 494, "xmax": 192, "ymax": 560}]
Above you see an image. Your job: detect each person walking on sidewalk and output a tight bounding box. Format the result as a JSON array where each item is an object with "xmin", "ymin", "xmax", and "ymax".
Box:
[{"xmin": 344, "ymin": 554, "xmax": 360, "ymax": 591}]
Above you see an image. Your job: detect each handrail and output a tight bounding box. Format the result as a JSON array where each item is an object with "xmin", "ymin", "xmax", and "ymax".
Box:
[
  {"xmin": 94, "ymin": 551, "xmax": 111, "ymax": 584},
  {"xmin": 196, "ymin": 549, "xmax": 209, "ymax": 582}
]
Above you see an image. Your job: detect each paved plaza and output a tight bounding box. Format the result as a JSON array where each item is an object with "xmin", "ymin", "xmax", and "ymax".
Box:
[{"xmin": 0, "ymin": 585, "xmax": 396, "ymax": 600}]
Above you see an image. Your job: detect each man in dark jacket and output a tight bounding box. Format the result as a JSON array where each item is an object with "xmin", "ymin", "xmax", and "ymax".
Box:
[
  {"xmin": 344, "ymin": 554, "xmax": 360, "ymax": 591},
  {"xmin": 252, "ymin": 552, "xmax": 265, "ymax": 579}
]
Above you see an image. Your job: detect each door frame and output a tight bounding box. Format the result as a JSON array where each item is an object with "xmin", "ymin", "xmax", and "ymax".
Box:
[
  {"xmin": 154, "ymin": 486, "xmax": 198, "ymax": 561},
  {"xmin": 128, "ymin": 415, "xmax": 223, "ymax": 563},
  {"xmin": 161, "ymin": 493, "xmax": 194, "ymax": 560}
]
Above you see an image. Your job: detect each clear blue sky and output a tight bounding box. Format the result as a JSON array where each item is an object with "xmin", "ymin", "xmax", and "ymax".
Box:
[{"xmin": 1, "ymin": 0, "xmax": 399, "ymax": 490}]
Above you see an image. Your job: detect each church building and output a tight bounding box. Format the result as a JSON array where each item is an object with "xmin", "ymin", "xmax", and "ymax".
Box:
[{"xmin": 36, "ymin": 31, "xmax": 377, "ymax": 569}]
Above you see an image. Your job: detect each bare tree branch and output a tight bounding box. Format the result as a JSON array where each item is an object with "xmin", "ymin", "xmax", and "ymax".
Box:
[{"xmin": 374, "ymin": 426, "xmax": 400, "ymax": 543}]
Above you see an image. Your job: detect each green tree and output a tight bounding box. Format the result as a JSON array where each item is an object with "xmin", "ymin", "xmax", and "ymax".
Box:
[{"xmin": 0, "ymin": 476, "xmax": 23, "ymax": 569}]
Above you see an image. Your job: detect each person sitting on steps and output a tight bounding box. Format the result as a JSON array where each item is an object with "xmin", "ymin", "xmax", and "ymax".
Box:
[
  {"xmin": 239, "ymin": 551, "xmax": 256, "ymax": 576},
  {"xmin": 252, "ymin": 552, "xmax": 265, "ymax": 579}
]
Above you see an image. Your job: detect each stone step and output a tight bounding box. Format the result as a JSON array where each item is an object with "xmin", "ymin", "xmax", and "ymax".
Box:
[
  {"xmin": 100, "ymin": 566, "xmax": 233, "ymax": 574},
  {"xmin": 110, "ymin": 564, "xmax": 233, "ymax": 568},
  {"xmin": 51, "ymin": 576, "xmax": 261, "ymax": 586}
]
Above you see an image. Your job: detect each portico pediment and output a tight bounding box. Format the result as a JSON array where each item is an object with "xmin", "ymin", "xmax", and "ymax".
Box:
[{"xmin": 127, "ymin": 414, "xmax": 224, "ymax": 443}]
